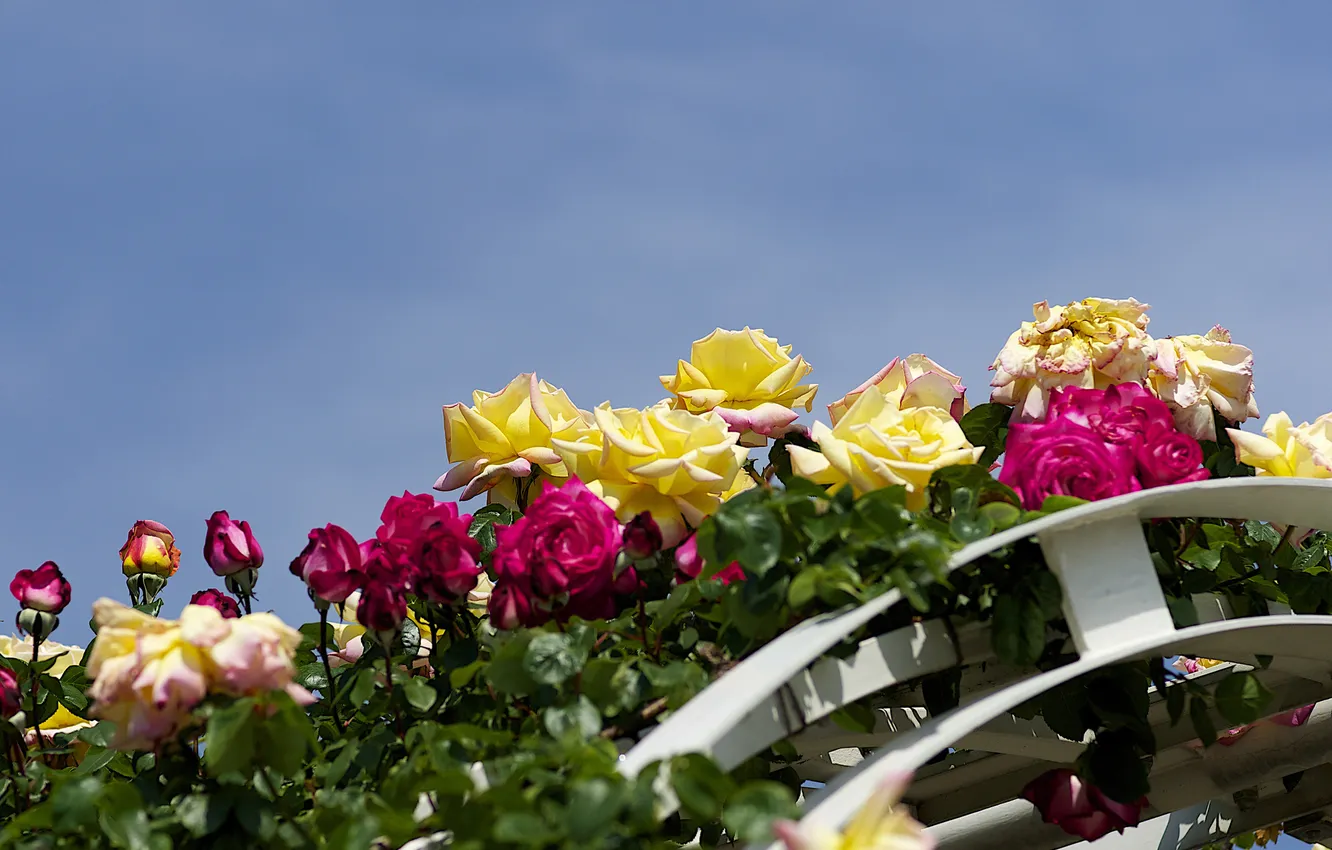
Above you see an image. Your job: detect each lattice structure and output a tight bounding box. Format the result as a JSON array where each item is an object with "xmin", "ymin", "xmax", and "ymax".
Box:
[{"xmin": 620, "ymin": 478, "xmax": 1332, "ymax": 849}]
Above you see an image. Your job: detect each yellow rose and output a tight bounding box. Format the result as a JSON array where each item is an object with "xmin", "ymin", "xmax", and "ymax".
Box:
[
  {"xmin": 436, "ymin": 373, "xmax": 591, "ymax": 501},
  {"xmin": 552, "ymin": 402, "xmax": 748, "ymax": 546},
  {"xmin": 990, "ymin": 297, "xmax": 1155, "ymax": 421},
  {"xmin": 1149, "ymin": 326, "xmax": 1259, "ymax": 441},
  {"xmin": 829, "ymin": 354, "xmax": 969, "ymax": 426},
  {"xmin": 660, "ymin": 327, "xmax": 817, "ymax": 446},
  {"xmin": 1228, "ymin": 412, "xmax": 1332, "ymax": 478},
  {"xmin": 0, "ymin": 636, "xmax": 91, "ymax": 733},
  {"xmin": 788, "ymin": 388, "xmax": 982, "ymax": 509},
  {"xmin": 773, "ymin": 774, "xmax": 929, "ymax": 850}
]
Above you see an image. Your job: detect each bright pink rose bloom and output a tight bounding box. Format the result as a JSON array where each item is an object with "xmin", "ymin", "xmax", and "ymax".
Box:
[
  {"xmin": 376, "ymin": 492, "xmax": 458, "ymax": 556},
  {"xmin": 622, "ymin": 512, "xmax": 664, "ymax": 561},
  {"xmin": 189, "ymin": 589, "xmax": 240, "ymax": 619},
  {"xmin": 1000, "ymin": 419, "xmax": 1142, "ymax": 510},
  {"xmin": 673, "ymin": 534, "xmax": 747, "ymax": 586},
  {"xmin": 413, "ymin": 509, "xmax": 483, "ymax": 606},
  {"xmin": 489, "ymin": 478, "xmax": 623, "ymax": 625},
  {"xmin": 357, "ymin": 576, "xmax": 407, "ymax": 633},
  {"xmin": 1047, "ymin": 383, "xmax": 1174, "ymax": 448},
  {"xmin": 1021, "ymin": 768, "xmax": 1147, "ymax": 841},
  {"xmin": 0, "ymin": 666, "xmax": 21, "ymax": 719},
  {"xmin": 10, "ymin": 560, "xmax": 72, "ymax": 614},
  {"xmin": 1136, "ymin": 430, "xmax": 1210, "ymax": 488},
  {"xmin": 203, "ymin": 511, "xmax": 264, "ymax": 577},
  {"xmin": 290, "ymin": 524, "xmax": 365, "ymax": 604}
]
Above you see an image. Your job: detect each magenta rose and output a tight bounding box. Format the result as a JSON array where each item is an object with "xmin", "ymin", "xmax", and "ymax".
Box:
[
  {"xmin": 10, "ymin": 561, "xmax": 72, "ymax": 614},
  {"xmin": 203, "ymin": 511, "xmax": 264, "ymax": 576},
  {"xmin": 488, "ymin": 580, "xmax": 536, "ymax": 630},
  {"xmin": 1020, "ymin": 769, "xmax": 1147, "ymax": 841},
  {"xmin": 487, "ymin": 478, "xmax": 623, "ymax": 627},
  {"xmin": 1047, "ymin": 383, "xmax": 1175, "ymax": 448},
  {"xmin": 376, "ymin": 491, "xmax": 458, "ymax": 557},
  {"xmin": 290, "ymin": 524, "xmax": 366, "ymax": 604},
  {"xmin": 1000, "ymin": 419, "xmax": 1142, "ymax": 510},
  {"xmin": 413, "ymin": 506, "xmax": 483, "ymax": 606},
  {"xmin": 1136, "ymin": 430, "xmax": 1209, "ymax": 488},
  {"xmin": 673, "ymin": 535, "xmax": 746, "ymax": 586},
  {"xmin": 0, "ymin": 666, "xmax": 21, "ymax": 719},
  {"xmin": 357, "ymin": 553, "xmax": 408, "ymax": 633},
  {"xmin": 189, "ymin": 589, "xmax": 241, "ymax": 619}
]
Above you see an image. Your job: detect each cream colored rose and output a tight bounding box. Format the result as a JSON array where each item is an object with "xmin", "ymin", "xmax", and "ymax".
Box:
[
  {"xmin": 553, "ymin": 402, "xmax": 748, "ymax": 546},
  {"xmin": 788, "ymin": 388, "xmax": 982, "ymax": 509},
  {"xmin": 990, "ymin": 297, "xmax": 1155, "ymax": 421},
  {"xmin": 0, "ymin": 636, "xmax": 90, "ymax": 734},
  {"xmin": 1228, "ymin": 412, "xmax": 1332, "ymax": 478},
  {"xmin": 1149, "ymin": 326, "xmax": 1259, "ymax": 440}
]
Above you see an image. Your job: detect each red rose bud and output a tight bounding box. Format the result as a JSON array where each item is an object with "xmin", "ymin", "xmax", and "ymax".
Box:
[
  {"xmin": 189, "ymin": 589, "xmax": 241, "ymax": 619},
  {"xmin": 622, "ymin": 512, "xmax": 663, "ymax": 561},
  {"xmin": 11, "ymin": 561, "xmax": 71, "ymax": 614},
  {"xmin": 487, "ymin": 580, "xmax": 535, "ymax": 630},
  {"xmin": 673, "ymin": 535, "xmax": 746, "ymax": 586},
  {"xmin": 120, "ymin": 520, "xmax": 181, "ymax": 578},
  {"xmin": 203, "ymin": 511, "xmax": 264, "ymax": 577},
  {"xmin": 290, "ymin": 524, "xmax": 365, "ymax": 604},
  {"xmin": 0, "ymin": 666, "xmax": 20, "ymax": 720},
  {"xmin": 1020, "ymin": 768, "xmax": 1147, "ymax": 841},
  {"xmin": 357, "ymin": 579, "xmax": 407, "ymax": 633}
]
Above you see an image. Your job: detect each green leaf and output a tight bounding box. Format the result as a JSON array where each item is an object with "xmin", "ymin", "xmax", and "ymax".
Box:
[
  {"xmin": 72, "ymin": 746, "xmax": 117, "ymax": 776},
  {"xmin": 670, "ymin": 753, "xmax": 734, "ymax": 822},
  {"xmin": 204, "ymin": 699, "xmax": 257, "ymax": 776},
  {"xmin": 1214, "ymin": 671, "xmax": 1274, "ymax": 726},
  {"xmin": 566, "ymin": 777, "xmax": 626, "ymax": 842},
  {"xmin": 829, "ymin": 702, "xmax": 878, "ymax": 734},
  {"xmin": 485, "ymin": 632, "xmax": 538, "ymax": 696},
  {"xmin": 542, "ymin": 695, "xmax": 601, "ymax": 740},
  {"xmin": 1081, "ymin": 728, "xmax": 1150, "ymax": 804},
  {"xmin": 52, "ymin": 776, "xmax": 102, "ymax": 831},
  {"xmin": 978, "ymin": 501, "xmax": 1022, "ymax": 531},
  {"xmin": 723, "ymin": 781, "xmax": 799, "ymax": 842},
  {"xmin": 348, "ymin": 668, "xmax": 377, "ymax": 706},
  {"xmin": 176, "ymin": 794, "xmax": 232, "ymax": 838},
  {"xmin": 787, "ymin": 569, "xmax": 819, "ymax": 610},
  {"xmin": 1039, "ymin": 495, "xmax": 1088, "ymax": 514},
  {"xmin": 1190, "ymin": 695, "xmax": 1217, "ymax": 747},
  {"xmin": 523, "ymin": 631, "xmax": 582, "ymax": 687},
  {"xmin": 710, "ymin": 500, "xmax": 782, "ymax": 576},
  {"xmin": 1294, "ymin": 540, "xmax": 1328, "ymax": 571},
  {"xmin": 961, "ymin": 403, "xmax": 1012, "ymax": 467},
  {"xmin": 992, "ymin": 594, "xmax": 1045, "ymax": 666},
  {"xmin": 493, "ymin": 811, "xmax": 548, "ymax": 843},
  {"xmin": 294, "ymin": 662, "xmax": 329, "ymax": 692},
  {"xmin": 402, "ymin": 677, "xmax": 438, "ymax": 713},
  {"xmin": 1027, "ymin": 571, "xmax": 1064, "ymax": 618},
  {"xmin": 949, "ymin": 512, "xmax": 994, "ymax": 543},
  {"xmin": 97, "ymin": 783, "xmax": 153, "ymax": 850},
  {"xmin": 1166, "ymin": 683, "xmax": 1186, "ymax": 726}
]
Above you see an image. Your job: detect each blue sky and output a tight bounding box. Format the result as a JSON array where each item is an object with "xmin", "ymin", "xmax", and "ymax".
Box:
[{"xmin": 2, "ymin": 4, "xmax": 1331, "ymax": 841}]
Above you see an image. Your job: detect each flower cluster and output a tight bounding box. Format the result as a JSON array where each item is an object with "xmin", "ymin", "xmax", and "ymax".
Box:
[
  {"xmin": 999, "ymin": 383, "xmax": 1209, "ymax": 509},
  {"xmin": 85, "ymin": 599, "xmax": 312, "ymax": 749},
  {"xmin": 990, "ymin": 298, "xmax": 1259, "ymax": 439}
]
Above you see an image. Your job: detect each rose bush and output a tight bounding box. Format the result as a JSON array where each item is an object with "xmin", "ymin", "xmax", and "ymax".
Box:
[{"xmin": 0, "ymin": 308, "xmax": 1325, "ymax": 850}]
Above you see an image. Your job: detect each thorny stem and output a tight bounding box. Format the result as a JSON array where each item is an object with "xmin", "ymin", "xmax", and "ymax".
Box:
[{"xmin": 317, "ymin": 608, "xmax": 343, "ymax": 729}]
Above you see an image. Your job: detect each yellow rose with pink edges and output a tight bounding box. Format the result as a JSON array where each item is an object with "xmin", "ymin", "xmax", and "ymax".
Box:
[
  {"xmin": 1149, "ymin": 326, "xmax": 1259, "ymax": 440},
  {"xmin": 1228, "ymin": 412, "xmax": 1332, "ymax": 479},
  {"xmin": 828, "ymin": 354, "xmax": 969, "ymax": 425},
  {"xmin": 661, "ymin": 327, "xmax": 817, "ymax": 446}
]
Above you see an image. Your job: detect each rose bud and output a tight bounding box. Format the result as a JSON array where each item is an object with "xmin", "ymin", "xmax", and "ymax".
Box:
[
  {"xmin": 189, "ymin": 589, "xmax": 241, "ymax": 619},
  {"xmin": 0, "ymin": 666, "xmax": 21, "ymax": 720},
  {"xmin": 356, "ymin": 581, "xmax": 406, "ymax": 635},
  {"xmin": 11, "ymin": 561, "xmax": 72, "ymax": 615},
  {"xmin": 1020, "ymin": 768, "xmax": 1147, "ymax": 841},
  {"xmin": 622, "ymin": 512, "xmax": 663, "ymax": 561},
  {"xmin": 487, "ymin": 581, "xmax": 535, "ymax": 630},
  {"xmin": 203, "ymin": 511, "xmax": 264, "ymax": 577},
  {"xmin": 289, "ymin": 524, "xmax": 365, "ymax": 605},
  {"xmin": 119, "ymin": 520, "xmax": 181, "ymax": 578}
]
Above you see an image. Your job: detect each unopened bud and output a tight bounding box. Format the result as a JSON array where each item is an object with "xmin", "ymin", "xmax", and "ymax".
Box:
[
  {"xmin": 18, "ymin": 609, "xmax": 59, "ymax": 640},
  {"xmin": 225, "ymin": 568, "xmax": 260, "ymax": 598}
]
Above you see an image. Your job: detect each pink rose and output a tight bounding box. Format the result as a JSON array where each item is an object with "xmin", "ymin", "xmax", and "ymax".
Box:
[
  {"xmin": 376, "ymin": 492, "xmax": 458, "ymax": 557},
  {"xmin": 189, "ymin": 589, "xmax": 241, "ymax": 619},
  {"xmin": 487, "ymin": 580, "xmax": 535, "ymax": 630},
  {"xmin": 11, "ymin": 561, "xmax": 72, "ymax": 614},
  {"xmin": 1021, "ymin": 769, "xmax": 1146, "ymax": 841},
  {"xmin": 1000, "ymin": 419, "xmax": 1142, "ymax": 510},
  {"xmin": 673, "ymin": 534, "xmax": 746, "ymax": 586},
  {"xmin": 1047, "ymin": 383, "xmax": 1174, "ymax": 448},
  {"xmin": 357, "ymin": 572, "xmax": 408, "ymax": 634},
  {"xmin": 1136, "ymin": 430, "xmax": 1210, "ymax": 488},
  {"xmin": 290, "ymin": 524, "xmax": 366, "ymax": 604},
  {"xmin": 488, "ymin": 478, "xmax": 623, "ymax": 628},
  {"xmin": 203, "ymin": 511, "xmax": 264, "ymax": 577},
  {"xmin": 0, "ymin": 666, "xmax": 20, "ymax": 719},
  {"xmin": 413, "ymin": 507, "xmax": 482, "ymax": 606}
]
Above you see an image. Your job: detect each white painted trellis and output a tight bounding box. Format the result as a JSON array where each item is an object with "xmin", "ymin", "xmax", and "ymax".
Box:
[{"xmin": 618, "ymin": 478, "xmax": 1332, "ymax": 850}]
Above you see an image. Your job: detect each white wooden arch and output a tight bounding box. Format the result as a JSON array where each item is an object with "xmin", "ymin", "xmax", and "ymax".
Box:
[{"xmin": 615, "ymin": 478, "xmax": 1332, "ymax": 849}]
